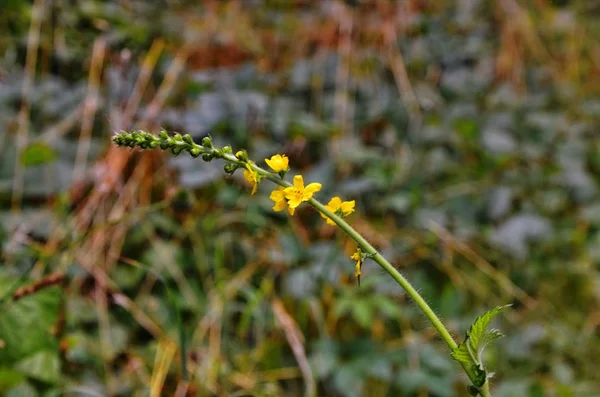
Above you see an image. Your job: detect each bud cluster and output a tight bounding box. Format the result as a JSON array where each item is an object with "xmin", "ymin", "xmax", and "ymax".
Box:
[{"xmin": 113, "ymin": 130, "xmax": 230, "ymax": 161}]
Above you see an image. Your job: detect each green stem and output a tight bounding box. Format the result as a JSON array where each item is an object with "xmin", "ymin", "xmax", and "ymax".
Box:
[
  {"xmin": 479, "ymin": 383, "xmax": 492, "ymax": 397},
  {"xmin": 238, "ymin": 158, "xmax": 491, "ymax": 394},
  {"xmin": 114, "ymin": 136, "xmax": 490, "ymax": 395},
  {"xmin": 307, "ymin": 198, "xmax": 457, "ymax": 349}
]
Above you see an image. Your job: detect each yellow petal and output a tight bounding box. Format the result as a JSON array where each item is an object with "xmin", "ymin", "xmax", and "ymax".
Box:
[
  {"xmin": 265, "ymin": 154, "xmax": 289, "ymax": 172},
  {"xmin": 273, "ymin": 200, "xmax": 287, "ymax": 212},
  {"xmin": 287, "ymin": 197, "xmax": 302, "ymax": 208},
  {"xmin": 303, "ymin": 182, "xmax": 322, "ymax": 196},
  {"xmin": 269, "ymin": 188, "xmax": 285, "ymax": 202},
  {"xmin": 355, "ymin": 261, "xmax": 361, "ymax": 277},
  {"xmin": 283, "ymin": 186, "xmax": 297, "ymax": 200},
  {"xmin": 265, "ymin": 157, "xmax": 277, "ymax": 170},
  {"xmin": 287, "ymin": 206, "xmax": 295, "ymax": 216},
  {"xmin": 327, "ymin": 196, "xmax": 342, "ymax": 210},
  {"xmin": 292, "ymin": 175, "xmax": 304, "ymax": 189},
  {"xmin": 341, "ymin": 200, "xmax": 356, "ymax": 215},
  {"xmin": 243, "ymin": 169, "xmax": 254, "ymax": 184},
  {"xmin": 326, "ymin": 218, "xmax": 336, "ymax": 226}
]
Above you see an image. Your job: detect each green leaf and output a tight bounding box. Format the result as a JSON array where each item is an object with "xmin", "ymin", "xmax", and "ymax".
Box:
[
  {"xmin": 0, "ymin": 278, "xmax": 62, "ymax": 362},
  {"xmin": 450, "ymin": 343, "xmax": 472, "ymax": 365},
  {"xmin": 0, "ymin": 368, "xmax": 25, "ymax": 393},
  {"xmin": 451, "ymin": 305, "xmax": 510, "ymax": 387},
  {"xmin": 15, "ymin": 350, "xmax": 60, "ymax": 384},
  {"xmin": 19, "ymin": 143, "xmax": 57, "ymax": 167},
  {"xmin": 466, "ymin": 305, "xmax": 510, "ymax": 359},
  {"xmin": 6, "ymin": 381, "xmax": 39, "ymax": 397}
]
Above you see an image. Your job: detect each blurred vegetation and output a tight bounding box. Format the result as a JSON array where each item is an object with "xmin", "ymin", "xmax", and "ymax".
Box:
[{"xmin": 1, "ymin": 0, "xmax": 600, "ymax": 396}]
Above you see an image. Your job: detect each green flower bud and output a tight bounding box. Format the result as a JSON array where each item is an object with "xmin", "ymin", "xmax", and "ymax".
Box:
[
  {"xmin": 172, "ymin": 146, "xmax": 184, "ymax": 155},
  {"xmin": 158, "ymin": 130, "xmax": 169, "ymax": 140},
  {"xmin": 224, "ymin": 163, "xmax": 237, "ymax": 174},
  {"xmin": 190, "ymin": 147, "xmax": 202, "ymax": 158},
  {"xmin": 201, "ymin": 136, "xmax": 213, "ymax": 147},
  {"xmin": 222, "ymin": 145, "xmax": 232, "ymax": 154},
  {"xmin": 182, "ymin": 134, "xmax": 194, "ymax": 145},
  {"xmin": 202, "ymin": 153, "xmax": 213, "ymax": 162}
]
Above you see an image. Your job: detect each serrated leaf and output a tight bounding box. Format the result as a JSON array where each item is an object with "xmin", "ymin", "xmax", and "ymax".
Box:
[
  {"xmin": 450, "ymin": 343, "xmax": 472, "ymax": 364},
  {"xmin": 466, "ymin": 305, "xmax": 510, "ymax": 361},
  {"xmin": 451, "ymin": 305, "xmax": 509, "ymax": 374}
]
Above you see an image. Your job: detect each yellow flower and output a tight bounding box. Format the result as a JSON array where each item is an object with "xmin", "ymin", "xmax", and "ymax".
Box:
[
  {"xmin": 283, "ymin": 175, "xmax": 322, "ymax": 209},
  {"xmin": 320, "ymin": 196, "xmax": 356, "ymax": 225},
  {"xmin": 265, "ymin": 154, "xmax": 289, "ymax": 172},
  {"xmin": 351, "ymin": 251, "xmax": 362, "ymax": 285},
  {"xmin": 269, "ymin": 187, "xmax": 295, "ymax": 215},
  {"xmin": 243, "ymin": 163, "xmax": 260, "ymax": 195}
]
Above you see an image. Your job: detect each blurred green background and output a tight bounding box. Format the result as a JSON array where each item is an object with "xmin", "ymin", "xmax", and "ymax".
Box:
[{"xmin": 1, "ymin": 1, "xmax": 600, "ymax": 396}]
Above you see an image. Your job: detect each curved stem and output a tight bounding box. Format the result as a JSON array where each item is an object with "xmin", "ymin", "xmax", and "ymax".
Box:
[
  {"xmin": 308, "ymin": 198, "xmax": 458, "ymax": 350},
  {"xmin": 113, "ymin": 133, "xmax": 493, "ymax": 395},
  {"xmin": 238, "ymin": 158, "xmax": 490, "ymax": 392}
]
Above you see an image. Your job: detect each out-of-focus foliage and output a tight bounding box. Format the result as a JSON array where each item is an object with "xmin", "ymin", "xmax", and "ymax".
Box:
[{"xmin": 1, "ymin": 0, "xmax": 600, "ymax": 396}]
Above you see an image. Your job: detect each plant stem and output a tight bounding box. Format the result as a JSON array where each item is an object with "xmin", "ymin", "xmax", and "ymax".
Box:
[
  {"xmin": 309, "ymin": 198, "xmax": 491, "ymax": 394},
  {"xmin": 112, "ymin": 134, "xmax": 493, "ymax": 395},
  {"xmin": 307, "ymin": 198, "xmax": 458, "ymax": 350},
  {"xmin": 239, "ymin": 159, "xmax": 491, "ymax": 394},
  {"xmin": 479, "ymin": 382, "xmax": 492, "ymax": 397}
]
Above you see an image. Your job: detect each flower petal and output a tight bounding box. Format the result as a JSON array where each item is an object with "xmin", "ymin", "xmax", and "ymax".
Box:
[
  {"xmin": 327, "ymin": 196, "xmax": 342, "ymax": 210},
  {"xmin": 292, "ymin": 175, "xmax": 304, "ymax": 189},
  {"xmin": 287, "ymin": 197, "xmax": 302, "ymax": 208},
  {"xmin": 341, "ymin": 200, "xmax": 355, "ymax": 215},
  {"xmin": 303, "ymin": 182, "xmax": 322, "ymax": 196},
  {"xmin": 283, "ymin": 186, "xmax": 297, "ymax": 200},
  {"xmin": 269, "ymin": 188, "xmax": 284, "ymax": 201},
  {"xmin": 273, "ymin": 200, "xmax": 287, "ymax": 212}
]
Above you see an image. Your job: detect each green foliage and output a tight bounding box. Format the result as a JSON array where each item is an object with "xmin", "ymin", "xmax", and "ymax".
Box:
[
  {"xmin": 452, "ymin": 306, "xmax": 510, "ymax": 390},
  {"xmin": 0, "ymin": 275, "xmax": 62, "ymax": 394},
  {"xmin": 2, "ymin": 0, "xmax": 600, "ymax": 395},
  {"xmin": 19, "ymin": 143, "xmax": 57, "ymax": 167}
]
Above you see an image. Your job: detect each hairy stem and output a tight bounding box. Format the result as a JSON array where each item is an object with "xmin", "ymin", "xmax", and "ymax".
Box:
[
  {"xmin": 240, "ymin": 158, "xmax": 490, "ymax": 393},
  {"xmin": 113, "ymin": 131, "xmax": 493, "ymax": 395}
]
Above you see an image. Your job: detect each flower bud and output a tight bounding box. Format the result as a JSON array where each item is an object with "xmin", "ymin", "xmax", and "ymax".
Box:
[
  {"xmin": 235, "ymin": 150, "xmax": 248, "ymax": 162},
  {"xmin": 224, "ymin": 163, "xmax": 237, "ymax": 174},
  {"xmin": 182, "ymin": 134, "xmax": 194, "ymax": 145},
  {"xmin": 201, "ymin": 136, "xmax": 213, "ymax": 147},
  {"xmin": 172, "ymin": 146, "xmax": 184, "ymax": 156},
  {"xmin": 190, "ymin": 147, "xmax": 202, "ymax": 158}
]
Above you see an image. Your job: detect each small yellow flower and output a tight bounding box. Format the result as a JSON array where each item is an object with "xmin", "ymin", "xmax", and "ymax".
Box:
[
  {"xmin": 320, "ymin": 196, "xmax": 356, "ymax": 225},
  {"xmin": 283, "ymin": 175, "xmax": 322, "ymax": 209},
  {"xmin": 351, "ymin": 251, "xmax": 362, "ymax": 285},
  {"xmin": 269, "ymin": 187, "xmax": 295, "ymax": 215},
  {"xmin": 243, "ymin": 163, "xmax": 260, "ymax": 195},
  {"xmin": 265, "ymin": 154, "xmax": 289, "ymax": 173}
]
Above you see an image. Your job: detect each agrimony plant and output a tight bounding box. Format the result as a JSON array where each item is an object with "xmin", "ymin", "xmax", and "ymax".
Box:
[{"xmin": 113, "ymin": 130, "xmax": 508, "ymax": 396}]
